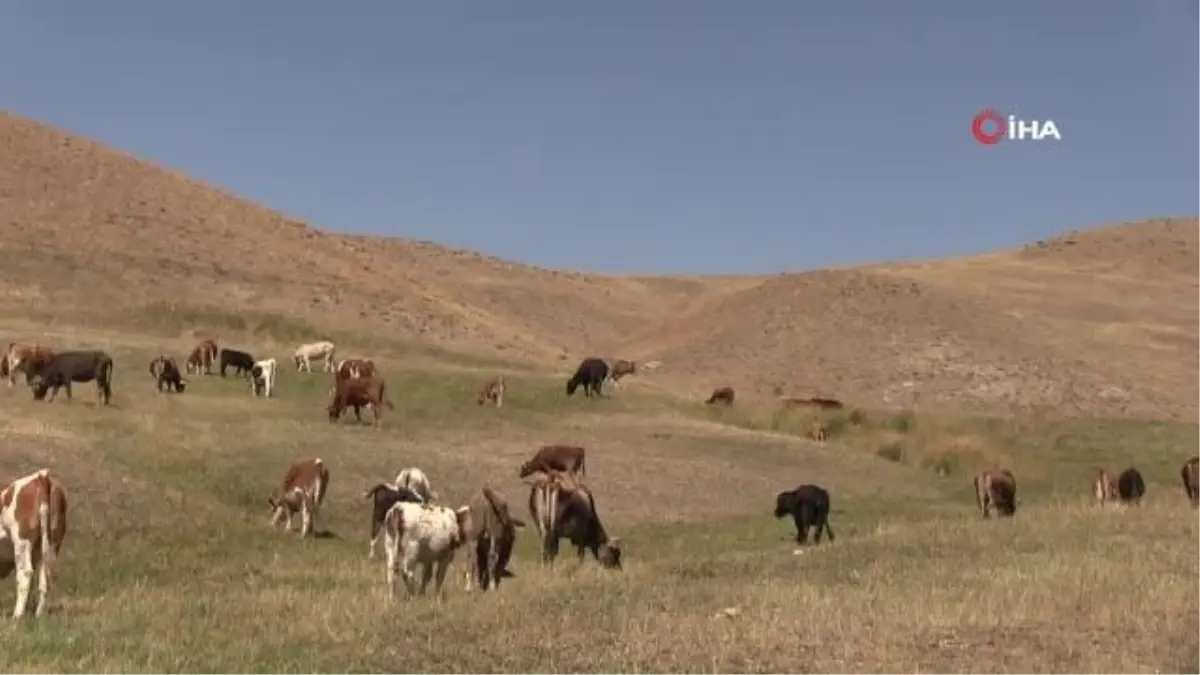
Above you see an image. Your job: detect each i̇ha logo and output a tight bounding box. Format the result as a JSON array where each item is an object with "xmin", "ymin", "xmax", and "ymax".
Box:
[{"xmin": 971, "ymin": 108, "xmax": 1062, "ymax": 145}]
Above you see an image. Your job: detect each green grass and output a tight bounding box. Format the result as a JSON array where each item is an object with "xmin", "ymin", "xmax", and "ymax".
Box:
[{"xmin": 0, "ymin": 326, "xmax": 1194, "ymax": 673}]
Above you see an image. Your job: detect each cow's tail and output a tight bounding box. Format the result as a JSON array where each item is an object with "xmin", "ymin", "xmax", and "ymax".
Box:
[
  {"xmin": 103, "ymin": 359, "xmax": 115, "ymax": 400},
  {"xmin": 362, "ymin": 483, "xmax": 389, "ymax": 502},
  {"xmin": 481, "ymin": 485, "xmax": 520, "ymax": 529},
  {"xmin": 383, "ymin": 382, "xmax": 395, "ymax": 410},
  {"xmin": 35, "ymin": 469, "xmax": 55, "ymax": 581}
]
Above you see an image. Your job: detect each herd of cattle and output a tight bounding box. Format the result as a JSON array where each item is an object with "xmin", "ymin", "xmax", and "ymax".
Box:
[{"xmin": 0, "ymin": 337, "xmax": 1196, "ymax": 621}]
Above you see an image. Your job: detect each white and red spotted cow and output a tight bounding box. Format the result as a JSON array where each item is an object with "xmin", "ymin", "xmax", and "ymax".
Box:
[
  {"xmin": 268, "ymin": 458, "xmax": 329, "ymax": 538},
  {"xmin": 383, "ymin": 501, "xmax": 471, "ymax": 601},
  {"xmin": 395, "ymin": 467, "xmax": 437, "ymax": 503},
  {"xmin": 0, "ymin": 469, "xmax": 68, "ymax": 619},
  {"xmin": 250, "ymin": 358, "xmax": 278, "ymax": 398},
  {"xmin": 293, "ymin": 340, "xmax": 336, "ymax": 373}
]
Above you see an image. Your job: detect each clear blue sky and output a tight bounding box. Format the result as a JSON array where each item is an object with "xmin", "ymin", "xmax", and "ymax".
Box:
[{"xmin": 2, "ymin": 1, "xmax": 1196, "ymax": 274}]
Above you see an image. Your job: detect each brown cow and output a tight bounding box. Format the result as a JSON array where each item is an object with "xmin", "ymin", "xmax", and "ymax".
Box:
[
  {"xmin": 527, "ymin": 470, "xmax": 621, "ymax": 569},
  {"xmin": 184, "ymin": 339, "xmax": 218, "ymax": 376},
  {"xmin": 477, "ymin": 375, "xmax": 506, "ymax": 408},
  {"xmin": 268, "ymin": 458, "xmax": 329, "ymax": 538},
  {"xmin": 705, "ymin": 387, "xmax": 735, "ymax": 405},
  {"xmin": 608, "ymin": 359, "xmax": 637, "ymax": 387},
  {"xmin": 781, "ymin": 396, "xmax": 845, "ymax": 410},
  {"xmin": 328, "ymin": 376, "xmax": 394, "ymax": 427},
  {"xmin": 518, "ymin": 445, "xmax": 587, "ymax": 479},
  {"xmin": 0, "ymin": 469, "xmax": 68, "ymax": 619},
  {"xmin": 808, "ymin": 422, "xmax": 828, "ymax": 444},
  {"xmin": 1093, "ymin": 468, "xmax": 1118, "ymax": 507},
  {"xmin": 974, "ymin": 468, "xmax": 1017, "ymax": 518},
  {"xmin": 3, "ymin": 343, "xmax": 56, "ymax": 388},
  {"xmin": 461, "ymin": 485, "xmax": 525, "ymax": 592},
  {"xmin": 335, "ymin": 358, "xmax": 376, "ymax": 382},
  {"xmin": 1182, "ymin": 457, "xmax": 1199, "ymax": 508}
]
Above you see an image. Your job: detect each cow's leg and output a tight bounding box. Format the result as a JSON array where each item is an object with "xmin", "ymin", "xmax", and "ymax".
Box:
[
  {"xmin": 384, "ymin": 538, "xmax": 400, "ymax": 601},
  {"xmin": 352, "ymin": 405, "xmax": 362, "ymax": 422},
  {"xmin": 368, "ymin": 517, "xmax": 381, "ymax": 559},
  {"xmin": 300, "ymin": 498, "xmax": 313, "ymax": 538},
  {"xmin": 432, "ymin": 558, "xmax": 451, "ymax": 600},
  {"xmin": 485, "ymin": 539, "xmax": 502, "ymax": 590},
  {"xmin": 34, "ymin": 551, "xmax": 50, "ymax": 617},
  {"xmin": 11, "ymin": 539, "xmax": 33, "ymax": 619},
  {"xmin": 417, "ymin": 561, "xmax": 434, "ymax": 596}
]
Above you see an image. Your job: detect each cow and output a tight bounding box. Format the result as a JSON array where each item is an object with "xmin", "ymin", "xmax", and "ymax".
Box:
[
  {"xmin": 1116, "ymin": 467, "xmax": 1146, "ymax": 506},
  {"xmin": 28, "ymin": 350, "xmax": 114, "ymax": 406},
  {"xmin": 0, "ymin": 469, "xmax": 68, "ymax": 619},
  {"xmin": 362, "ymin": 482, "xmax": 427, "ymax": 559},
  {"xmin": 335, "ymin": 358, "xmax": 376, "ymax": 382},
  {"xmin": 328, "ymin": 376, "xmax": 394, "ymax": 427},
  {"xmin": 808, "ymin": 422, "xmax": 828, "ymax": 444},
  {"xmin": 382, "ymin": 501, "xmax": 472, "ymax": 602},
  {"xmin": 394, "ymin": 467, "xmax": 437, "ymax": 503},
  {"xmin": 1182, "ymin": 457, "xmax": 1199, "ymax": 508},
  {"xmin": 293, "ymin": 340, "xmax": 336, "ymax": 373},
  {"xmin": 773, "ymin": 484, "xmax": 835, "ymax": 546},
  {"xmin": 781, "ymin": 397, "xmax": 845, "ymax": 411},
  {"xmin": 219, "ymin": 348, "xmax": 255, "ymax": 378},
  {"xmin": 477, "ymin": 375, "xmax": 506, "ymax": 408},
  {"xmin": 149, "ymin": 355, "xmax": 186, "ymax": 394},
  {"xmin": 2, "ymin": 342, "xmax": 56, "ymax": 388},
  {"xmin": 184, "ymin": 339, "xmax": 218, "ymax": 376},
  {"xmin": 267, "ymin": 458, "xmax": 329, "ymax": 538},
  {"xmin": 974, "ymin": 468, "xmax": 1017, "ymax": 518},
  {"xmin": 250, "ymin": 358, "xmax": 278, "ymax": 398},
  {"xmin": 1093, "ymin": 468, "xmax": 1118, "ymax": 507},
  {"xmin": 461, "ymin": 486, "xmax": 525, "ymax": 592},
  {"xmin": 705, "ymin": 387, "xmax": 735, "ymax": 405},
  {"xmin": 607, "ymin": 359, "xmax": 637, "ymax": 388},
  {"xmin": 527, "ymin": 470, "xmax": 621, "ymax": 569},
  {"xmin": 518, "ymin": 445, "xmax": 587, "ymax": 480},
  {"xmin": 566, "ymin": 358, "xmax": 608, "ymax": 398}
]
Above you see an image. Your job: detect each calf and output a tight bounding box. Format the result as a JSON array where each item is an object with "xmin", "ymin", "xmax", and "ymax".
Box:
[
  {"xmin": 268, "ymin": 458, "xmax": 329, "ymax": 538},
  {"xmin": 0, "ymin": 469, "xmax": 68, "ymax": 619},
  {"xmin": 328, "ymin": 376, "xmax": 394, "ymax": 427},
  {"xmin": 527, "ymin": 471, "xmax": 621, "ymax": 569},
  {"xmin": 1093, "ymin": 468, "xmax": 1118, "ymax": 507},
  {"xmin": 3, "ymin": 342, "xmax": 56, "ymax": 388},
  {"xmin": 185, "ymin": 339, "xmax": 218, "ymax": 376},
  {"xmin": 705, "ymin": 386, "xmax": 735, "ymax": 405},
  {"xmin": 294, "ymin": 340, "xmax": 336, "ymax": 373},
  {"xmin": 607, "ymin": 359, "xmax": 637, "ymax": 388},
  {"xmin": 974, "ymin": 468, "xmax": 1017, "ymax": 518},
  {"xmin": 250, "ymin": 358, "xmax": 278, "ymax": 398},
  {"xmin": 362, "ymin": 482, "xmax": 427, "ymax": 559},
  {"xmin": 335, "ymin": 358, "xmax": 376, "ymax": 382},
  {"xmin": 394, "ymin": 467, "xmax": 437, "ymax": 503},
  {"xmin": 1116, "ymin": 467, "xmax": 1146, "ymax": 506},
  {"xmin": 773, "ymin": 484, "xmax": 835, "ymax": 546},
  {"xmin": 149, "ymin": 355, "xmax": 186, "ymax": 394},
  {"xmin": 518, "ymin": 445, "xmax": 587, "ymax": 480},
  {"xmin": 461, "ymin": 486, "xmax": 526, "ymax": 592},
  {"xmin": 808, "ymin": 422, "xmax": 828, "ymax": 444},
  {"xmin": 1182, "ymin": 456, "xmax": 1199, "ymax": 508},
  {"xmin": 566, "ymin": 358, "xmax": 608, "ymax": 398},
  {"xmin": 477, "ymin": 375, "xmax": 506, "ymax": 408},
  {"xmin": 383, "ymin": 501, "xmax": 471, "ymax": 601},
  {"xmin": 29, "ymin": 350, "xmax": 114, "ymax": 405},
  {"xmin": 219, "ymin": 348, "xmax": 255, "ymax": 378}
]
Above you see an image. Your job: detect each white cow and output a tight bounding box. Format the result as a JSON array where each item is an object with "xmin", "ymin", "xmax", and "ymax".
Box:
[
  {"xmin": 394, "ymin": 467, "xmax": 437, "ymax": 502},
  {"xmin": 293, "ymin": 340, "xmax": 336, "ymax": 373},
  {"xmin": 250, "ymin": 358, "xmax": 278, "ymax": 398},
  {"xmin": 0, "ymin": 469, "xmax": 68, "ymax": 619},
  {"xmin": 383, "ymin": 501, "xmax": 471, "ymax": 601}
]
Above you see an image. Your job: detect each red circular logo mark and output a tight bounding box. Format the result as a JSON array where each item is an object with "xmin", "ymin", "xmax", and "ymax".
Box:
[{"xmin": 971, "ymin": 109, "xmax": 1006, "ymax": 145}]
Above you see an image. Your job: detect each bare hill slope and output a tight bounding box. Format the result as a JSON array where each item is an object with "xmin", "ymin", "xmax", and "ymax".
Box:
[{"xmin": 2, "ymin": 110, "xmax": 1195, "ymax": 419}]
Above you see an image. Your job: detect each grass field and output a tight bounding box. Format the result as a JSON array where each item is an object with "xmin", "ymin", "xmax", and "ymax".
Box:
[{"xmin": 0, "ymin": 320, "xmax": 1195, "ymax": 674}]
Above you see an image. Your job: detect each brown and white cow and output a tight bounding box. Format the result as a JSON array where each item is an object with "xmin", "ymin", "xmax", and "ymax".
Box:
[
  {"xmin": 184, "ymin": 339, "xmax": 218, "ymax": 376},
  {"xmin": 293, "ymin": 339, "xmax": 336, "ymax": 373},
  {"xmin": 518, "ymin": 444, "xmax": 587, "ymax": 480},
  {"xmin": 476, "ymin": 375, "xmax": 506, "ymax": 408},
  {"xmin": 149, "ymin": 355, "xmax": 186, "ymax": 394},
  {"xmin": 268, "ymin": 458, "xmax": 329, "ymax": 538},
  {"xmin": 974, "ymin": 468, "xmax": 1017, "ymax": 519},
  {"xmin": 705, "ymin": 386, "xmax": 735, "ymax": 405},
  {"xmin": 460, "ymin": 486, "xmax": 525, "ymax": 592},
  {"xmin": 334, "ymin": 358, "xmax": 376, "ymax": 382},
  {"xmin": 383, "ymin": 501, "xmax": 472, "ymax": 601},
  {"xmin": 2, "ymin": 342, "xmax": 56, "ymax": 388},
  {"xmin": 1093, "ymin": 468, "xmax": 1118, "ymax": 507},
  {"xmin": 328, "ymin": 375, "xmax": 394, "ymax": 427},
  {"xmin": 0, "ymin": 469, "xmax": 68, "ymax": 619},
  {"xmin": 1182, "ymin": 456, "xmax": 1199, "ymax": 508},
  {"xmin": 527, "ymin": 470, "xmax": 621, "ymax": 569},
  {"xmin": 808, "ymin": 422, "xmax": 828, "ymax": 444}
]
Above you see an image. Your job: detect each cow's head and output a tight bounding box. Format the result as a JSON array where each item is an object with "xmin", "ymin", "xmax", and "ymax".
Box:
[
  {"xmin": 598, "ymin": 537, "xmax": 623, "ymax": 570},
  {"xmin": 565, "ymin": 379, "xmax": 579, "ymax": 396},
  {"xmin": 517, "ymin": 461, "xmax": 535, "ymax": 479},
  {"xmin": 773, "ymin": 492, "xmax": 794, "ymax": 519},
  {"xmin": 452, "ymin": 506, "xmax": 472, "ymax": 548},
  {"xmin": 29, "ymin": 378, "xmax": 51, "ymax": 401}
]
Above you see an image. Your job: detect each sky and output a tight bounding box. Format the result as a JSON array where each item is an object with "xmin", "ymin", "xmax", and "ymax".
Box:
[{"xmin": 1, "ymin": 1, "xmax": 1196, "ymax": 274}]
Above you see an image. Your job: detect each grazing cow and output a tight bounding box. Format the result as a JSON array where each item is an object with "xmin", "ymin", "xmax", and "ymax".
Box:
[
  {"xmin": 607, "ymin": 359, "xmax": 637, "ymax": 388},
  {"xmin": 527, "ymin": 471, "xmax": 621, "ymax": 569},
  {"xmin": 1182, "ymin": 457, "xmax": 1199, "ymax": 508},
  {"xmin": 268, "ymin": 458, "xmax": 329, "ymax": 538},
  {"xmin": 705, "ymin": 386, "xmax": 735, "ymax": 405},
  {"xmin": 28, "ymin": 350, "xmax": 114, "ymax": 406},
  {"xmin": 3, "ymin": 342, "xmax": 56, "ymax": 388},
  {"xmin": 0, "ymin": 469, "xmax": 68, "ymax": 619},
  {"xmin": 974, "ymin": 468, "xmax": 1017, "ymax": 518},
  {"xmin": 566, "ymin": 358, "xmax": 608, "ymax": 398},
  {"xmin": 394, "ymin": 467, "xmax": 437, "ymax": 503},
  {"xmin": 477, "ymin": 375, "xmax": 506, "ymax": 408},
  {"xmin": 328, "ymin": 376, "xmax": 394, "ymax": 427},
  {"xmin": 149, "ymin": 355, "xmax": 186, "ymax": 394},
  {"xmin": 219, "ymin": 348, "xmax": 255, "ymax": 378},
  {"xmin": 773, "ymin": 484, "xmax": 835, "ymax": 546},
  {"xmin": 382, "ymin": 501, "xmax": 472, "ymax": 601},
  {"xmin": 1093, "ymin": 468, "xmax": 1118, "ymax": 507},
  {"xmin": 518, "ymin": 445, "xmax": 587, "ymax": 480},
  {"xmin": 250, "ymin": 358, "xmax": 278, "ymax": 398},
  {"xmin": 335, "ymin": 358, "xmax": 376, "ymax": 382},
  {"xmin": 293, "ymin": 340, "xmax": 336, "ymax": 373},
  {"xmin": 1116, "ymin": 467, "xmax": 1146, "ymax": 506},
  {"xmin": 808, "ymin": 422, "xmax": 828, "ymax": 444},
  {"xmin": 362, "ymin": 482, "xmax": 427, "ymax": 559},
  {"xmin": 184, "ymin": 339, "xmax": 218, "ymax": 376},
  {"xmin": 461, "ymin": 486, "xmax": 525, "ymax": 592}
]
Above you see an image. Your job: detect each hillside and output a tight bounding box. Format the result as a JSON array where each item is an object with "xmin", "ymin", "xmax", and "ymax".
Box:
[{"xmin": 2, "ymin": 110, "xmax": 1196, "ymax": 420}]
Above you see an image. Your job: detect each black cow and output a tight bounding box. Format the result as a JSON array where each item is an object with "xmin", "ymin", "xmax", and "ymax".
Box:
[
  {"xmin": 774, "ymin": 484, "xmax": 835, "ymax": 546},
  {"xmin": 219, "ymin": 348, "xmax": 255, "ymax": 378},
  {"xmin": 361, "ymin": 483, "xmax": 426, "ymax": 559},
  {"xmin": 28, "ymin": 350, "xmax": 114, "ymax": 405},
  {"xmin": 1117, "ymin": 467, "xmax": 1146, "ymax": 506},
  {"xmin": 149, "ymin": 356, "xmax": 186, "ymax": 394},
  {"xmin": 566, "ymin": 358, "xmax": 609, "ymax": 398}
]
